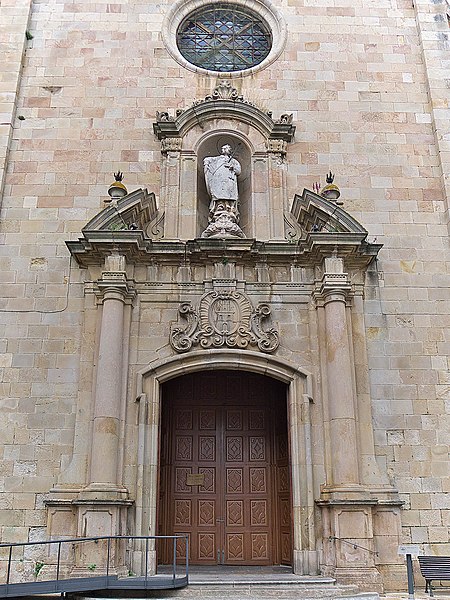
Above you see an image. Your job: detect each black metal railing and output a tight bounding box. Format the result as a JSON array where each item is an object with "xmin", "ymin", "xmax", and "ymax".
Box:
[{"xmin": 0, "ymin": 535, "xmax": 188, "ymax": 598}]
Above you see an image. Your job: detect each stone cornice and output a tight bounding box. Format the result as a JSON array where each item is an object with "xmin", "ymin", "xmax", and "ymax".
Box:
[
  {"xmin": 67, "ymin": 185, "xmax": 382, "ymax": 274},
  {"xmin": 45, "ymin": 498, "xmax": 134, "ymax": 507},
  {"xmin": 67, "ymin": 231, "xmax": 380, "ymax": 272}
]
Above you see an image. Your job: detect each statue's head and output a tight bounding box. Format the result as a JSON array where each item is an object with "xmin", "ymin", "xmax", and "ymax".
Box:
[{"xmin": 221, "ymin": 144, "xmax": 232, "ymax": 156}]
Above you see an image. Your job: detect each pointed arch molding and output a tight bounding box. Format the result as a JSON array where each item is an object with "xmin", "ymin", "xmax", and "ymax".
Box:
[{"xmin": 153, "ymin": 80, "xmax": 295, "ymax": 145}]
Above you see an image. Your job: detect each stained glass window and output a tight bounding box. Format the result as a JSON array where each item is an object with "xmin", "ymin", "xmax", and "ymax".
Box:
[{"xmin": 177, "ymin": 5, "xmax": 272, "ymax": 72}]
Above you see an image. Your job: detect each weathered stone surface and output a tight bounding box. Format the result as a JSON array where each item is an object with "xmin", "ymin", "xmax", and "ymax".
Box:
[{"xmin": 1, "ymin": 0, "xmax": 450, "ymax": 592}]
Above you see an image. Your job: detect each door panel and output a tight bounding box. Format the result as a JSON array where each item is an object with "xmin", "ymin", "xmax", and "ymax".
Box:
[{"xmin": 159, "ymin": 371, "xmax": 291, "ymax": 566}]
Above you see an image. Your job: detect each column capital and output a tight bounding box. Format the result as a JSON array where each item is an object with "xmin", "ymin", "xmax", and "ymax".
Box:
[
  {"xmin": 94, "ymin": 275, "xmax": 136, "ymax": 304},
  {"xmin": 313, "ymin": 272, "xmax": 352, "ymax": 307}
]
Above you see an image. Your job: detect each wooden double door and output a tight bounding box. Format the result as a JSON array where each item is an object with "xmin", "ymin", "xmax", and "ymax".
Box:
[{"xmin": 159, "ymin": 371, "xmax": 291, "ymax": 566}]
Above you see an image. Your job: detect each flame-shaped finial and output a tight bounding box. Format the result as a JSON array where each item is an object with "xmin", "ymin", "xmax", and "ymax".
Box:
[
  {"xmin": 107, "ymin": 171, "xmax": 127, "ymax": 202},
  {"xmin": 320, "ymin": 171, "xmax": 341, "ymax": 202}
]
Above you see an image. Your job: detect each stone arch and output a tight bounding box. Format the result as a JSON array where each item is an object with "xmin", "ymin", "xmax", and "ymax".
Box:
[{"xmin": 133, "ymin": 350, "xmax": 318, "ymax": 576}]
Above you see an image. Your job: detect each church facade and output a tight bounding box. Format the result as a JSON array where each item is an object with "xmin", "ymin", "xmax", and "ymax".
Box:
[{"xmin": 1, "ymin": 0, "xmax": 449, "ymax": 592}]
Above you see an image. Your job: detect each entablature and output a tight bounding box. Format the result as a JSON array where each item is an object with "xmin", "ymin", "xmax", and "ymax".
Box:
[{"xmin": 67, "ymin": 230, "xmax": 380, "ymax": 272}]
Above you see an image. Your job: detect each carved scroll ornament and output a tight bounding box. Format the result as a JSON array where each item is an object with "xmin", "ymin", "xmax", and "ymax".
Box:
[{"xmin": 170, "ymin": 291, "xmax": 279, "ymax": 354}]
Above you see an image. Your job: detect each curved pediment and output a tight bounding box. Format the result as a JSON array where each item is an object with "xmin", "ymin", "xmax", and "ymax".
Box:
[
  {"xmin": 153, "ymin": 81, "xmax": 295, "ymax": 145},
  {"xmin": 82, "ymin": 188, "xmax": 163, "ymax": 239},
  {"xmin": 289, "ymin": 189, "xmax": 368, "ymax": 237}
]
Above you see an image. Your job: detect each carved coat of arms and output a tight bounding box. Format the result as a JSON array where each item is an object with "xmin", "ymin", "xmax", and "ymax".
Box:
[{"xmin": 170, "ymin": 291, "xmax": 279, "ymax": 354}]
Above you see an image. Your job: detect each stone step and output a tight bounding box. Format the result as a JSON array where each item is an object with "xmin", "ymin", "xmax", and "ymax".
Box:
[
  {"xmin": 75, "ymin": 590, "xmax": 380, "ymax": 600},
  {"xmin": 76, "ymin": 582, "xmax": 380, "ymax": 600}
]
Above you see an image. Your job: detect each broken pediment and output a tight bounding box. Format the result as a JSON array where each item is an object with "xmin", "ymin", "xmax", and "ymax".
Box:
[
  {"xmin": 81, "ymin": 188, "xmax": 164, "ymax": 240},
  {"xmin": 286, "ymin": 188, "xmax": 369, "ymax": 240}
]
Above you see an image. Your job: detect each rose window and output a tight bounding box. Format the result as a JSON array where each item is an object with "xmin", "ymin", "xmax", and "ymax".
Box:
[{"xmin": 176, "ymin": 5, "xmax": 272, "ymax": 72}]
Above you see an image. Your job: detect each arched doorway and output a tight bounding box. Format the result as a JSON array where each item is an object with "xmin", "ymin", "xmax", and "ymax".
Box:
[{"xmin": 157, "ymin": 370, "xmax": 291, "ymax": 566}]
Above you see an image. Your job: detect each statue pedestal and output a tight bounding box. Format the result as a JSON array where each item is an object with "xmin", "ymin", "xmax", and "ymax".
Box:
[{"xmin": 201, "ymin": 199, "xmax": 245, "ymax": 239}]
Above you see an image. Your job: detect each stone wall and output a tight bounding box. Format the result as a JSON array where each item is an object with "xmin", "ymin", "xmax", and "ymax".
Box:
[{"xmin": 0, "ymin": 0, "xmax": 449, "ymax": 587}]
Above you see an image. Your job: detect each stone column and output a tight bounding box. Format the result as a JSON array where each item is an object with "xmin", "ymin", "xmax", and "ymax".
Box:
[
  {"xmin": 251, "ymin": 155, "xmax": 271, "ymax": 239},
  {"xmin": 267, "ymin": 139, "xmax": 288, "ymax": 240},
  {"xmin": 179, "ymin": 152, "xmax": 197, "ymax": 239},
  {"xmin": 161, "ymin": 138, "xmax": 182, "ymax": 239},
  {"xmin": 73, "ymin": 254, "xmax": 134, "ymax": 574},
  {"xmin": 317, "ymin": 256, "xmax": 362, "ymax": 495},
  {"xmin": 315, "ymin": 256, "xmax": 382, "ymax": 591},
  {"xmin": 323, "ymin": 294, "xmax": 359, "ymax": 489},
  {"xmin": 86, "ymin": 253, "xmax": 135, "ymax": 495}
]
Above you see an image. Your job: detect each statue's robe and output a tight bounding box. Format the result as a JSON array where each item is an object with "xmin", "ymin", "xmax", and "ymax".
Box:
[{"xmin": 204, "ymin": 154, "xmax": 241, "ymax": 212}]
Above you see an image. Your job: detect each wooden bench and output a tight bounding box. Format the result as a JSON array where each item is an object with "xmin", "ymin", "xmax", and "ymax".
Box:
[{"xmin": 418, "ymin": 556, "xmax": 450, "ymax": 596}]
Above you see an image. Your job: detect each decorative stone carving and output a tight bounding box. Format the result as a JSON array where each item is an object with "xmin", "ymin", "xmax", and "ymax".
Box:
[
  {"xmin": 206, "ymin": 80, "xmax": 242, "ymax": 101},
  {"xmin": 266, "ymin": 139, "xmax": 288, "ymax": 155},
  {"xmin": 276, "ymin": 114, "xmax": 293, "ymax": 124},
  {"xmin": 161, "ymin": 137, "xmax": 182, "ymax": 153},
  {"xmin": 170, "ymin": 291, "xmax": 279, "ymax": 354},
  {"xmin": 155, "ymin": 111, "xmax": 175, "ymax": 122},
  {"xmin": 201, "ymin": 202, "xmax": 245, "ymax": 239},
  {"xmin": 153, "ymin": 83, "xmax": 296, "ymax": 143},
  {"xmin": 145, "ymin": 210, "xmax": 164, "ymax": 240},
  {"xmin": 284, "ymin": 213, "xmax": 302, "ymax": 242}
]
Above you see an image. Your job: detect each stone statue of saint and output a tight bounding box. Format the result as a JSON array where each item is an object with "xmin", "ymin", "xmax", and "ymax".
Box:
[{"xmin": 204, "ymin": 144, "xmax": 241, "ymax": 214}]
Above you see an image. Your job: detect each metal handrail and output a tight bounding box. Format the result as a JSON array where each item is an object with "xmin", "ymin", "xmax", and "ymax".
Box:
[
  {"xmin": 0, "ymin": 535, "xmax": 189, "ymax": 589},
  {"xmin": 328, "ymin": 535, "xmax": 379, "ymax": 557}
]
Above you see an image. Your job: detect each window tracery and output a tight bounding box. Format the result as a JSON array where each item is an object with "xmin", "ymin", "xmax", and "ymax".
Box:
[{"xmin": 176, "ymin": 5, "xmax": 272, "ymax": 72}]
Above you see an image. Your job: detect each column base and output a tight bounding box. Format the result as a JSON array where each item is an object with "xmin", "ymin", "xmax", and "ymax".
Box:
[
  {"xmin": 78, "ymin": 482, "xmax": 129, "ymax": 501},
  {"xmin": 293, "ymin": 550, "xmax": 320, "ymax": 575},
  {"xmin": 319, "ymin": 484, "xmax": 372, "ymax": 502},
  {"xmin": 319, "ymin": 499, "xmax": 383, "ymax": 592},
  {"xmin": 132, "ymin": 549, "xmax": 157, "ymax": 577}
]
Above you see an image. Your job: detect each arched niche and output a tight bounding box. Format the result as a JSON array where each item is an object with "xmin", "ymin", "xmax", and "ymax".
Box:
[
  {"xmin": 196, "ymin": 133, "xmax": 253, "ymax": 238},
  {"xmin": 153, "ymin": 81, "xmax": 295, "ymax": 242}
]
